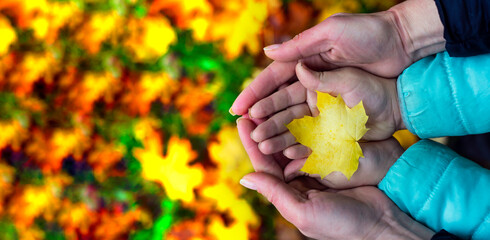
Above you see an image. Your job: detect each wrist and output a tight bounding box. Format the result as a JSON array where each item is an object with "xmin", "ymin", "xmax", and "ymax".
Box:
[
  {"xmin": 387, "ymin": 0, "xmax": 445, "ymax": 62},
  {"xmin": 388, "ymin": 78, "xmax": 406, "ymax": 131},
  {"xmin": 367, "ymin": 208, "xmax": 435, "ymax": 240}
]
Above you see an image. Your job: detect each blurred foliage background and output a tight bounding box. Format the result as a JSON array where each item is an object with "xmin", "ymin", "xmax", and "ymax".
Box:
[{"xmin": 0, "ymin": 0, "xmax": 400, "ymax": 239}]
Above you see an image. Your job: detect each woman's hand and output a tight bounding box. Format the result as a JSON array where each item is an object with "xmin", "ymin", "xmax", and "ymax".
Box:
[
  {"xmin": 240, "ymin": 172, "xmax": 435, "ymax": 240},
  {"xmin": 230, "ymin": 0, "xmax": 444, "ymax": 116}
]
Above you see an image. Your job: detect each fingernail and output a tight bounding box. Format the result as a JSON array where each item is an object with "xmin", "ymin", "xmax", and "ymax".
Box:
[
  {"xmin": 250, "ymin": 130, "xmax": 256, "ymax": 141},
  {"xmin": 236, "ymin": 117, "xmax": 243, "ymax": 124},
  {"xmin": 263, "ymin": 44, "xmax": 281, "ymax": 51},
  {"xmin": 240, "ymin": 178, "xmax": 257, "ymax": 190},
  {"xmin": 229, "ymin": 107, "xmax": 236, "ymax": 116},
  {"xmin": 248, "ymin": 108, "xmax": 254, "ymax": 119}
]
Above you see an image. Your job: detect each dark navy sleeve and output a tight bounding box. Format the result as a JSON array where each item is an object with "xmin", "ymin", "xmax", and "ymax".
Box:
[
  {"xmin": 431, "ymin": 230, "xmax": 462, "ymax": 240},
  {"xmin": 434, "ymin": 0, "xmax": 490, "ymax": 56}
]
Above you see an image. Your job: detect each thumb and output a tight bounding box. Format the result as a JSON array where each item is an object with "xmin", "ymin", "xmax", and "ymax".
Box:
[
  {"xmin": 240, "ymin": 172, "xmax": 305, "ymax": 221},
  {"xmin": 264, "ymin": 22, "xmax": 329, "ymax": 61},
  {"xmin": 296, "ymin": 62, "xmax": 340, "ymax": 93}
]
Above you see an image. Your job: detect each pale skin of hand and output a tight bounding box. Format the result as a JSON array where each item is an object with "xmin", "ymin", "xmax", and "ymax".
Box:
[
  {"xmin": 237, "ymin": 118, "xmax": 434, "ymax": 240},
  {"xmin": 241, "ymin": 173, "xmax": 435, "ymax": 240},
  {"xmin": 230, "ymin": 0, "xmax": 445, "ymax": 116}
]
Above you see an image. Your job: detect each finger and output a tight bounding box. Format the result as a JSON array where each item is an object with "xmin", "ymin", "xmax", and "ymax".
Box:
[
  {"xmin": 249, "ymin": 81, "xmax": 307, "ymax": 119},
  {"xmin": 283, "ymin": 144, "xmax": 311, "ymax": 159},
  {"xmin": 264, "ymin": 20, "xmax": 332, "ymax": 62},
  {"xmin": 237, "ymin": 118, "xmax": 284, "ymax": 180},
  {"xmin": 258, "ymin": 131, "xmax": 297, "ymax": 155},
  {"xmin": 278, "ymin": 82, "xmax": 290, "ymax": 90},
  {"xmin": 296, "ymin": 64, "xmax": 364, "ymax": 108},
  {"xmin": 231, "ymin": 61, "xmax": 297, "ymax": 115},
  {"xmin": 240, "ymin": 172, "xmax": 306, "ymax": 221},
  {"xmin": 284, "ymin": 158, "xmax": 307, "ymax": 182},
  {"xmin": 296, "ymin": 62, "xmax": 337, "ymax": 93},
  {"xmin": 251, "ymin": 103, "xmax": 310, "ymax": 142},
  {"xmin": 306, "ymin": 89, "xmax": 319, "ymax": 117}
]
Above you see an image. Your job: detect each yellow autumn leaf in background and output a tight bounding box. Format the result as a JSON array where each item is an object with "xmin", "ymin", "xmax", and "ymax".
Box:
[
  {"xmin": 30, "ymin": 1, "xmax": 81, "ymax": 43},
  {"xmin": 287, "ymin": 92, "xmax": 368, "ymax": 179},
  {"xmin": 124, "ymin": 17, "xmax": 176, "ymax": 61},
  {"xmin": 0, "ymin": 16, "xmax": 16, "ymax": 56},
  {"xmin": 208, "ymin": 216, "xmax": 250, "ymax": 240},
  {"xmin": 209, "ymin": 0, "xmax": 273, "ymax": 59},
  {"xmin": 208, "ymin": 126, "xmax": 253, "ymax": 183},
  {"xmin": 202, "ymin": 182, "xmax": 259, "ymax": 227},
  {"xmin": 0, "ymin": 120, "xmax": 27, "ymax": 151},
  {"xmin": 134, "ymin": 135, "xmax": 204, "ymax": 203}
]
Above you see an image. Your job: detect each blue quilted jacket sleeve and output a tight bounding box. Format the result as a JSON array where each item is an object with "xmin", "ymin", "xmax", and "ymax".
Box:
[
  {"xmin": 379, "ymin": 51, "xmax": 490, "ymax": 239},
  {"xmin": 398, "ymin": 51, "xmax": 490, "ymax": 138},
  {"xmin": 379, "ymin": 140, "xmax": 490, "ymax": 239}
]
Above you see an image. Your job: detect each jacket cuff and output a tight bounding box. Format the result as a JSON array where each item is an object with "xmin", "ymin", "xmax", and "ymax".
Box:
[
  {"xmin": 379, "ymin": 140, "xmax": 490, "ymax": 239},
  {"xmin": 396, "ymin": 52, "xmax": 464, "ymax": 138}
]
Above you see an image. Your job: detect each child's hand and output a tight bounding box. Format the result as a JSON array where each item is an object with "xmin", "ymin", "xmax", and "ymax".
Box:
[{"xmin": 249, "ymin": 64, "xmax": 404, "ymax": 157}]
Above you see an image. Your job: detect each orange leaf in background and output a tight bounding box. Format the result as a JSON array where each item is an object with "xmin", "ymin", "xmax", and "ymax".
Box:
[
  {"xmin": 166, "ymin": 219, "xmax": 208, "ymax": 240},
  {"xmin": 15, "ymin": 225, "xmax": 45, "ymax": 240},
  {"xmin": 134, "ymin": 135, "xmax": 204, "ymax": 203},
  {"xmin": 0, "ymin": 53, "xmax": 14, "ymax": 84},
  {"xmin": 123, "ymin": 72, "xmax": 178, "ymax": 115},
  {"xmin": 8, "ymin": 52, "xmax": 56, "ymax": 97},
  {"xmin": 0, "ymin": 162, "xmax": 15, "ymax": 214},
  {"xmin": 149, "ymin": 0, "xmax": 212, "ymax": 27},
  {"xmin": 8, "ymin": 174, "xmax": 72, "ymax": 228},
  {"xmin": 68, "ymin": 71, "xmax": 121, "ymax": 115},
  {"xmin": 87, "ymin": 137, "xmax": 125, "ymax": 181},
  {"xmin": 124, "ymin": 17, "xmax": 176, "ymax": 61},
  {"xmin": 57, "ymin": 201, "xmax": 96, "ymax": 238},
  {"xmin": 175, "ymin": 78, "xmax": 215, "ymax": 135},
  {"xmin": 94, "ymin": 208, "xmax": 144, "ymax": 240},
  {"xmin": 20, "ymin": 97, "xmax": 46, "ymax": 112},
  {"xmin": 75, "ymin": 11, "xmax": 122, "ymax": 54},
  {"xmin": 0, "ymin": 0, "xmax": 48, "ymax": 28},
  {"xmin": 26, "ymin": 128, "xmax": 90, "ymax": 173},
  {"xmin": 208, "ymin": 126, "xmax": 253, "ymax": 183},
  {"xmin": 0, "ymin": 16, "xmax": 17, "ymax": 56},
  {"xmin": 0, "ymin": 120, "xmax": 28, "ymax": 151}
]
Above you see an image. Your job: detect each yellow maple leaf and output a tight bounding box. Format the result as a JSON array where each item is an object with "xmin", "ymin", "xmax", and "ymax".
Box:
[
  {"xmin": 287, "ymin": 92, "xmax": 368, "ymax": 179},
  {"xmin": 133, "ymin": 135, "xmax": 204, "ymax": 203}
]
